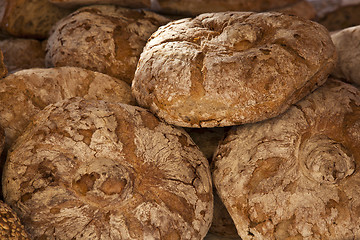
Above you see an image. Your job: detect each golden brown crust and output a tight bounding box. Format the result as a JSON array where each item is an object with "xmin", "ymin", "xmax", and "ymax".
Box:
[
  {"xmin": 0, "ymin": 67, "xmax": 135, "ymax": 150},
  {"xmin": 212, "ymin": 78, "xmax": 360, "ymax": 239},
  {"xmin": 0, "ymin": 0, "xmax": 72, "ymax": 39},
  {"xmin": 0, "ymin": 200, "xmax": 30, "ymax": 239},
  {"xmin": 132, "ymin": 12, "xmax": 336, "ymax": 128},
  {"xmin": 150, "ymin": 0, "xmax": 300, "ymax": 16},
  {"xmin": 0, "ymin": 38, "xmax": 45, "ymax": 73},
  {"xmin": 45, "ymin": 5, "xmax": 170, "ymax": 84},
  {"xmin": 2, "ymin": 98, "xmax": 213, "ymax": 239},
  {"xmin": 48, "ymin": 0, "xmax": 150, "ymax": 9}
]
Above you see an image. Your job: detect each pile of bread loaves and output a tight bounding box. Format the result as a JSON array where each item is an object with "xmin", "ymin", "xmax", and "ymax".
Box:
[{"xmin": 0, "ymin": 0, "xmax": 359, "ymax": 239}]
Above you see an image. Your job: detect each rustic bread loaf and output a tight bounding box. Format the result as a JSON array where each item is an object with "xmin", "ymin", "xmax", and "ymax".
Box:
[
  {"xmin": 0, "ymin": 38, "xmax": 46, "ymax": 73},
  {"xmin": 132, "ymin": 12, "xmax": 336, "ymax": 128},
  {"xmin": 149, "ymin": 0, "xmax": 299, "ymax": 16},
  {"xmin": 45, "ymin": 5, "xmax": 170, "ymax": 84},
  {"xmin": 2, "ymin": 97, "xmax": 213, "ymax": 240},
  {"xmin": 0, "ymin": 66, "xmax": 135, "ymax": 150},
  {"xmin": 331, "ymin": 25, "xmax": 360, "ymax": 86},
  {"xmin": 0, "ymin": 200, "xmax": 30, "ymax": 239},
  {"xmin": 212, "ymin": 78, "xmax": 360, "ymax": 239},
  {"xmin": 48, "ymin": 0, "xmax": 150, "ymax": 9},
  {"xmin": 0, "ymin": 0, "xmax": 72, "ymax": 39}
]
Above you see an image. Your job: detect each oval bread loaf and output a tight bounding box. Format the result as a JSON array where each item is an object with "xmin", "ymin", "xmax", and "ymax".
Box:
[
  {"xmin": 45, "ymin": 5, "xmax": 170, "ymax": 84},
  {"xmin": 212, "ymin": 78, "xmax": 360, "ymax": 239},
  {"xmin": 0, "ymin": 0, "xmax": 72, "ymax": 39},
  {"xmin": 149, "ymin": 0, "xmax": 300, "ymax": 16},
  {"xmin": 2, "ymin": 97, "xmax": 213, "ymax": 240},
  {"xmin": 48, "ymin": 0, "xmax": 150, "ymax": 9},
  {"xmin": 132, "ymin": 12, "xmax": 337, "ymax": 128},
  {"xmin": 0, "ymin": 67, "xmax": 135, "ymax": 150}
]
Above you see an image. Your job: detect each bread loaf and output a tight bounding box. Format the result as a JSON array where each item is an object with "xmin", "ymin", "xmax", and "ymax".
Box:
[
  {"xmin": 0, "ymin": 38, "xmax": 46, "ymax": 73},
  {"xmin": 3, "ymin": 97, "xmax": 213, "ymax": 239},
  {"xmin": 212, "ymin": 78, "xmax": 360, "ymax": 239},
  {"xmin": 0, "ymin": 200, "xmax": 30, "ymax": 239},
  {"xmin": 48, "ymin": 0, "xmax": 150, "ymax": 9},
  {"xmin": 331, "ymin": 25, "xmax": 360, "ymax": 86},
  {"xmin": 45, "ymin": 5, "xmax": 170, "ymax": 84},
  {"xmin": 132, "ymin": 12, "xmax": 336, "ymax": 128},
  {"xmin": 149, "ymin": 0, "xmax": 300, "ymax": 16},
  {"xmin": 0, "ymin": 0, "xmax": 72, "ymax": 39},
  {"xmin": 0, "ymin": 66, "xmax": 135, "ymax": 150}
]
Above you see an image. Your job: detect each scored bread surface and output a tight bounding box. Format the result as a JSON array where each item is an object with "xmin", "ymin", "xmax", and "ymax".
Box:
[
  {"xmin": 2, "ymin": 98, "xmax": 213, "ymax": 240},
  {"xmin": 132, "ymin": 12, "xmax": 336, "ymax": 128}
]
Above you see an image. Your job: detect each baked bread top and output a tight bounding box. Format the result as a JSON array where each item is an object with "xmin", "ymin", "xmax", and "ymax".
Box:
[
  {"xmin": 212, "ymin": 78, "xmax": 360, "ymax": 239},
  {"xmin": 3, "ymin": 98, "xmax": 213, "ymax": 239},
  {"xmin": 0, "ymin": 67, "xmax": 135, "ymax": 150},
  {"xmin": 132, "ymin": 12, "xmax": 336, "ymax": 128}
]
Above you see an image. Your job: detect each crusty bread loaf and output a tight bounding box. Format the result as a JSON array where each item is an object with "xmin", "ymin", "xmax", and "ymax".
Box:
[
  {"xmin": 132, "ymin": 12, "xmax": 336, "ymax": 128},
  {"xmin": 3, "ymin": 97, "xmax": 213, "ymax": 240},
  {"xmin": 0, "ymin": 200, "xmax": 30, "ymax": 239},
  {"xmin": 331, "ymin": 25, "xmax": 360, "ymax": 86},
  {"xmin": 0, "ymin": 0, "xmax": 72, "ymax": 39},
  {"xmin": 45, "ymin": 5, "xmax": 170, "ymax": 84},
  {"xmin": 149, "ymin": 0, "xmax": 300, "ymax": 16},
  {"xmin": 0, "ymin": 67, "xmax": 135, "ymax": 150},
  {"xmin": 212, "ymin": 78, "xmax": 360, "ymax": 239},
  {"xmin": 0, "ymin": 38, "xmax": 46, "ymax": 73},
  {"xmin": 48, "ymin": 0, "xmax": 150, "ymax": 9}
]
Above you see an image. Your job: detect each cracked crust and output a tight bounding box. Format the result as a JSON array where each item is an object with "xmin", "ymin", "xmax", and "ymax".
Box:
[
  {"xmin": 331, "ymin": 25, "xmax": 360, "ymax": 86},
  {"xmin": 212, "ymin": 78, "xmax": 360, "ymax": 239},
  {"xmin": 132, "ymin": 12, "xmax": 336, "ymax": 128},
  {"xmin": 2, "ymin": 98, "xmax": 213, "ymax": 239},
  {"xmin": 45, "ymin": 5, "xmax": 170, "ymax": 84},
  {"xmin": 0, "ymin": 200, "xmax": 30, "ymax": 239},
  {"xmin": 0, "ymin": 66, "xmax": 135, "ymax": 150}
]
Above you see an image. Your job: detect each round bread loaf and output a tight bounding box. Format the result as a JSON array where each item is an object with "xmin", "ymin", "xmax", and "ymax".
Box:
[
  {"xmin": 45, "ymin": 5, "xmax": 170, "ymax": 84},
  {"xmin": 331, "ymin": 25, "xmax": 360, "ymax": 86},
  {"xmin": 0, "ymin": 67, "xmax": 135, "ymax": 150},
  {"xmin": 2, "ymin": 97, "xmax": 213, "ymax": 239},
  {"xmin": 0, "ymin": 200, "xmax": 30, "ymax": 239},
  {"xmin": 132, "ymin": 12, "xmax": 337, "ymax": 128},
  {"xmin": 0, "ymin": 0, "xmax": 72, "ymax": 39},
  {"xmin": 0, "ymin": 38, "xmax": 45, "ymax": 73},
  {"xmin": 149, "ymin": 0, "xmax": 299, "ymax": 16},
  {"xmin": 212, "ymin": 78, "xmax": 360, "ymax": 239}
]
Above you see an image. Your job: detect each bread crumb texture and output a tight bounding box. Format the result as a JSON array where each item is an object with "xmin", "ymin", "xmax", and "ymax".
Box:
[
  {"xmin": 0, "ymin": 67, "xmax": 135, "ymax": 150},
  {"xmin": 45, "ymin": 5, "xmax": 170, "ymax": 84},
  {"xmin": 0, "ymin": 200, "xmax": 30, "ymax": 239},
  {"xmin": 2, "ymin": 98, "xmax": 213, "ymax": 240},
  {"xmin": 132, "ymin": 12, "xmax": 336, "ymax": 128},
  {"xmin": 212, "ymin": 79, "xmax": 360, "ymax": 240}
]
